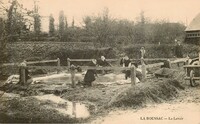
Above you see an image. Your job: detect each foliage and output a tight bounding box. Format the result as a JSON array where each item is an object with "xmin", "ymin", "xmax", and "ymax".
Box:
[
  {"xmin": 5, "ymin": 0, "xmax": 30, "ymax": 42},
  {"xmin": 33, "ymin": 2, "xmax": 41, "ymax": 37},
  {"xmin": 59, "ymin": 10, "xmax": 65, "ymax": 40},
  {"xmin": 0, "ymin": 18, "xmax": 8, "ymax": 64},
  {"xmin": 81, "ymin": 10, "xmax": 186, "ymax": 46},
  {"xmin": 0, "ymin": 0, "xmax": 37, "ymax": 42},
  {"xmin": 49, "ymin": 14, "xmax": 55, "ymax": 36},
  {"xmin": 1, "ymin": 2, "xmax": 186, "ymax": 45},
  {"xmin": 33, "ymin": 14, "xmax": 41, "ymax": 35},
  {"xmin": 124, "ymin": 43, "xmax": 199, "ymax": 59}
]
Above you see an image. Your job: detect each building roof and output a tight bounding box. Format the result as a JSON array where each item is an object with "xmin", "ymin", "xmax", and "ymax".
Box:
[{"xmin": 185, "ymin": 13, "xmax": 200, "ymax": 31}]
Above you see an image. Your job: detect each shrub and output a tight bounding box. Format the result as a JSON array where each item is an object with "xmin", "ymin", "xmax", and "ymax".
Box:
[{"xmin": 124, "ymin": 44, "xmax": 198, "ymax": 59}]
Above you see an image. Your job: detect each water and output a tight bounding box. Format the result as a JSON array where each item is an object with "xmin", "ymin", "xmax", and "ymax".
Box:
[
  {"xmin": 56, "ymin": 102, "xmax": 90, "ymax": 118},
  {"xmin": 32, "ymin": 73, "xmax": 132, "ymax": 85},
  {"xmin": 34, "ymin": 94, "xmax": 90, "ymax": 119},
  {"xmin": 33, "ymin": 73, "xmax": 83, "ymax": 85}
]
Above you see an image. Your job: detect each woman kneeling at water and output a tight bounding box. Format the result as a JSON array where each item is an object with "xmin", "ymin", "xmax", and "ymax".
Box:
[{"xmin": 83, "ymin": 59, "xmax": 98, "ymax": 87}]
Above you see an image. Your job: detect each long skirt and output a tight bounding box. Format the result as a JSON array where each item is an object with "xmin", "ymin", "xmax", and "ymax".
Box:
[{"xmin": 84, "ymin": 70, "xmax": 96, "ymax": 86}]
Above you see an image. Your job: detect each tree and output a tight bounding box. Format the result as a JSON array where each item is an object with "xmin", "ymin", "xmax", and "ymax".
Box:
[
  {"xmin": 6, "ymin": 0, "xmax": 16, "ymax": 36},
  {"xmin": 134, "ymin": 11, "xmax": 146, "ymax": 43},
  {"xmin": 0, "ymin": 18, "xmax": 7, "ymax": 64},
  {"xmin": 61, "ymin": 16, "xmax": 69, "ymax": 41},
  {"xmin": 5, "ymin": 0, "xmax": 27, "ymax": 41},
  {"xmin": 33, "ymin": 1, "xmax": 41, "ymax": 36},
  {"xmin": 59, "ymin": 10, "xmax": 65, "ymax": 40},
  {"xmin": 49, "ymin": 14, "xmax": 55, "ymax": 36},
  {"xmin": 71, "ymin": 17, "xmax": 75, "ymax": 28},
  {"xmin": 83, "ymin": 16, "xmax": 92, "ymax": 31},
  {"xmin": 89, "ymin": 8, "xmax": 114, "ymax": 46},
  {"xmin": 150, "ymin": 21, "xmax": 186, "ymax": 44},
  {"xmin": 65, "ymin": 16, "xmax": 68, "ymax": 29}
]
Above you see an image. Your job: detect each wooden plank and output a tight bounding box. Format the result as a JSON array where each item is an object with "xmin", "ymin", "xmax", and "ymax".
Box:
[
  {"xmin": 146, "ymin": 62, "xmax": 164, "ymax": 68},
  {"xmin": 27, "ymin": 60, "xmax": 58, "ymax": 64},
  {"xmin": 2, "ymin": 58, "xmax": 185, "ymax": 67},
  {"xmin": 27, "ymin": 61, "xmax": 165, "ymax": 70},
  {"xmin": 170, "ymin": 58, "xmax": 187, "ymax": 64},
  {"xmin": 68, "ymin": 58, "xmax": 176, "ymax": 62},
  {"xmin": 140, "ymin": 58, "xmax": 171, "ymax": 61},
  {"xmin": 2, "ymin": 63, "xmax": 20, "ymax": 66},
  {"xmin": 185, "ymin": 77, "xmax": 200, "ymax": 80},
  {"xmin": 69, "ymin": 59, "xmax": 118, "ymax": 62},
  {"xmin": 184, "ymin": 65, "xmax": 200, "ymax": 68},
  {"xmin": 2, "ymin": 59, "xmax": 59, "ymax": 66},
  {"xmin": 27, "ymin": 66, "xmax": 130, "ymax": 70}
]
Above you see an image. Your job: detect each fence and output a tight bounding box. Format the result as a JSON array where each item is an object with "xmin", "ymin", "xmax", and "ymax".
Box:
[
  {"xmin": 66, "ymin": 58, "xmax": 181, "ymax": 66},
  {"xmin": 15, "ymin": 58, "xmax": 60, "ymax": 85},
  {"xmin": 3, "ymin": 57, "xmax": 188, "ymax": 87},
  {"xmin": 2, "ymin": 58, "xmax": 60, "ymax": 67}
]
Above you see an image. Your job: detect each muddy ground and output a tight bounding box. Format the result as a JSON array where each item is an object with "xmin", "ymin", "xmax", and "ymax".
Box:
[
  {"xmin": 0, "ymin": 66, "xmax": 199, "ymax": 123},
  {"xmin": 91, "ymin": 84, "xmax": 200, "ymax": 124}
]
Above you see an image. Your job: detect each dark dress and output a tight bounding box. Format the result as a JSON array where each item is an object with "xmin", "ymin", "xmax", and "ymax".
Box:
[
  {"xmin": 97, "ymin": 59, "xmax": 111, "ymax": 67},
  {"xmin": 97, "ymin": 59, "xmax": 112, "ymax": 74},
  {"xmin": 84, "ymin": 62, "xmax": 97, "ymax": 86},
  {"xmin": 161, "ymin": 60, "xmax": 171, "ymax": 68},
  {"xmin": 174, "ymin": 44, "xmax": 183, "ymax": 58},
  {"xmin": 120, "ymin": 58, "xmax": 131, "ymax": 79}
]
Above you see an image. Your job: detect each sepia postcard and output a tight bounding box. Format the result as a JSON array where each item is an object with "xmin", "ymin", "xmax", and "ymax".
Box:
[{"xmin": 0, "ymin": 0, "xmax": 200, "ymax": 123}]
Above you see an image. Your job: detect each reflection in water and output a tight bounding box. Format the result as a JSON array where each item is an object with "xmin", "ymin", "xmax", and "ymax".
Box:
[
  {"xmin": 65, "ymin": 101, "xmax": 90, "ymax": 118},
  {"xmin": 72, "ymin": 101, "xmax": 76, "ymax": 118},
  {"xmin": 34, "ymin": 94, "xmax": 90, "ymax": 119}
]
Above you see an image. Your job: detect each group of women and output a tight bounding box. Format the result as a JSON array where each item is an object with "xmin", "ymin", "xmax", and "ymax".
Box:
[{"xmin": 83, "ymin": 55, "xmax": 143, "ymax": 87}]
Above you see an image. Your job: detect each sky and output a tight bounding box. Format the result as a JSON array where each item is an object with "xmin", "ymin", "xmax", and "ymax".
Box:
[{"xmin": 1, "ymin": 0, "xmax": 200, "ymax": 31}]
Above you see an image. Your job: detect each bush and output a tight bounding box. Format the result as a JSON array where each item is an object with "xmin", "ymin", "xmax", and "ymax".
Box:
[
  {"xmin": 182, "ymin": 44, "xmax": 199, "ymax": 58},
  {"xmin": 124, "ymin": 43, "xmax": 199, "ymax": 59}
]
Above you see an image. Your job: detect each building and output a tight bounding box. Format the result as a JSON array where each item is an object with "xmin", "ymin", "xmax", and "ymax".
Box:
[{"xmin": 185, "ymin": 13, "xmax": 200, "ymax": 45}]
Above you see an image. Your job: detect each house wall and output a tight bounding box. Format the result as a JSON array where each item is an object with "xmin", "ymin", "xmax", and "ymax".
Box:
[{"xmin": 185, "ymin": 31, "xmax": 200, "ymax": 45}]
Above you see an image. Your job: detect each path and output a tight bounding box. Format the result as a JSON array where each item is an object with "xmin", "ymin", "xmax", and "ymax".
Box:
[{"xmin": 92, "ymin": 85, "xmax": 200, "ymax": 124}]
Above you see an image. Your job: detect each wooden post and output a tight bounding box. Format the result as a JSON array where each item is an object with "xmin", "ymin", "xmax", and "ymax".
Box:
[
  {"xmin": 186, "ymin": 55, "xmax": 190, "ymax": 65},
  {"xmin": 23, "ymin": 66, "xmax": 26, "ymax": 85},
  {"xmin": 167, "ymin": 59, "xmax": 172, "ymax": 68},
  {"xmin": 140, "ymin": 47, "xmax": 146, "ymax": 80},
  {"xmin": 70, "ymin": 65, "xmax": 76, "ymax": 88},
  {"xmin": 57, "ymin": 58, "xmax": 60, "ymax": 66},
  {"xmin": 199, "ymin": 51, "xmax": 200, "ymax": 65},
  {"xmin": 67, "ymin": 58, "xmax": 71, "ymax": 67},
  {"xmin": 140, "ymin": 47, "xmax": 145, "ymax": 59},
  {"xmin": 57, "ymin": 58, "xmax": 60, "ymax": 74},
  {"xmin": 20, "ymin": 61, "xmax": 27, "ymax": 85},
  {"xmin": 141, "ymin": 58, "xmax": 146, "ymax": 79},
  {"xmin": 130, "ymin": 66, "xmax": 136, "ymax": 86},
  {"xmin": 19, "ymin": 66, "xmax": 25, "ymax": 85}
]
